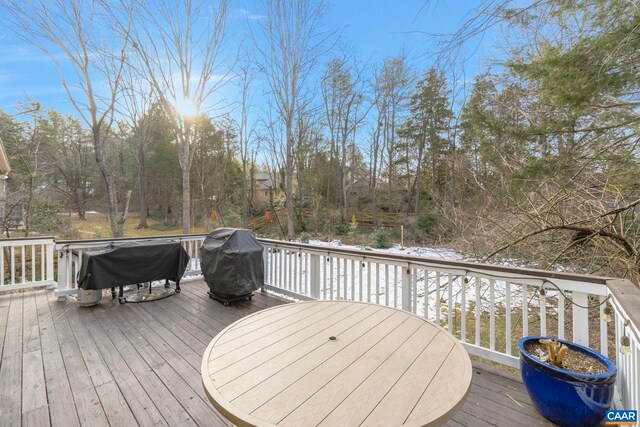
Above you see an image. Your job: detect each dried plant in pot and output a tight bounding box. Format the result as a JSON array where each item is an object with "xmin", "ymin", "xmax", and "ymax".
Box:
[{"xmin": 518, "ymin": 336, "xmax": 616, "ymax": 427}]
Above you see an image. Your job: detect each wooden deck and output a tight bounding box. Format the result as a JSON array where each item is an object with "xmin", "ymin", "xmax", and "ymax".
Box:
[{"xmin": 0, "ymin": 278, "xmax": 555, "ymax": 426}]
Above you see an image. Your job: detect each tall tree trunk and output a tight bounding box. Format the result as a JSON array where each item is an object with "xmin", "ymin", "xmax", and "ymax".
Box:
[
  {"xmin": 24, "ymin": 174, "xmax": 34, "ymax": 237},
  {"xmin": 92, "ymin": 129, "xmax": 121, "ymax": 237},
  {"xmin": 371, "ymin": 122, "xmax": 381, "ymax": 226},
  {"xmin": 181, "ymin": 124, "xmax": 191, "ymax": 234},
  {"xmin": 340, "ymin": 131, "xmax": 348, "ymax": 225},
  {"xmin": 77, "ymin": 188, "xmax": 86, "ymax": 220},
  {"xmin": 137, "ymin": 138, "xmax": 148, "ymax": 229},
  {"xmin": 242, "ymin": 160, "xmax": 249, "ymax": 224},
  {"xmin": 285, "ymin": 119, "xmax": 295, "ymax": 239},
  {"xmin": 411, "ymin": 137, "xmax": 425, "ymax": 215},
  {"xmin": 388, "ymin": 107, "xmax": 396, "ymax": 208}
]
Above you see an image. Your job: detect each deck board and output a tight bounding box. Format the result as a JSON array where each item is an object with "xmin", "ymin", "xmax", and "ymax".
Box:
[{"xmin": 0, "ymin": 278, "xmax": 558, "ymax": 426}]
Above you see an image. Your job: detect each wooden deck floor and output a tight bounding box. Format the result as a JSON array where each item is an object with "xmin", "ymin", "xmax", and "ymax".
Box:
[{"xmin": 0, "ymin": 278, "xmax": 555, "ymax": 426}]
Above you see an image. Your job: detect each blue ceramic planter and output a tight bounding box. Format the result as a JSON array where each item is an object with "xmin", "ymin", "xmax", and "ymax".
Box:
[{"xmin": 518, "ymin": 336, "xmax": 616, "ymax": 427}]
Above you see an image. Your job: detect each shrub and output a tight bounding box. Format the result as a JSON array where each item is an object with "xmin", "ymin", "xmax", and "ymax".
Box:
[
  {"xmin": 335, "ymin": 222, "xmax": 346, "ymax": 235},
  {"xmin": 28, "ymin": 198, "xmax": 72, "ymax": 235},
  {"xmin": 322, "ymin": 220, "xmax": 331, "ymax": 237},
  {"xmin": 371, "ymin": 227, "xmax": 391, "ymax": 249},
  {"xmin": 417, "ymin": 210, "xmax": 439, "ymax": 234},
  {"xmin": 300, "ymin": 231, "xmax": 310, "ymax": 243},
  {"xmin": 347, "ymin": 215, "xmax": 358, "ymax": 239}
]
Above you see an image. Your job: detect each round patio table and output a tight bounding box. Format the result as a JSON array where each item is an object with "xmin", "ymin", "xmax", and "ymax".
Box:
[{"xmin": 201, "ymin": 300, "xmax": 472, "ymax": 427}]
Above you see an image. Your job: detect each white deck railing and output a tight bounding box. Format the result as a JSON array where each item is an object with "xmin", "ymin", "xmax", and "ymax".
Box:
[
  {"xmin": 0, "ymin": 236, "xmax": 55, "ymax": 291},
  {"xmin": 258, "ymin": 238, "xmax": 639, "ymax": 412},
  {"xmin": 1, "ymin": 233, "xmax": 637, "ymax": 411}
]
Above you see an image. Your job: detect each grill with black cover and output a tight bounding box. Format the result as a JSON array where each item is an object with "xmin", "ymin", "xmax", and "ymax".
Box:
[
  {"xmin": 77, "ymin": 241, "xmax": 190, "ymax": 304},
  {"xmin": 201, "ymin": 228, "xmax": 264, "ymax": 305}
]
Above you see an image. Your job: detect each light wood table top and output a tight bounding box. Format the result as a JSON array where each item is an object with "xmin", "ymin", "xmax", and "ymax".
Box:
[{"xmin": 201, "ymin": 300, "xmax": 472, "ymax": 427}]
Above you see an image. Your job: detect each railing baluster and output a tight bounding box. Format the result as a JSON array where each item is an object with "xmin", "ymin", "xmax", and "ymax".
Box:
[
  {"xmin": 40, "ymin": 244, "xmax": 45, "ymax": 281},
  {"xmin": 350, "ymin": 259, "xmax": 355, "ymax": 301},
  {"xmin": 557, "ymin": 291, "xmax": 565, "ymax": 339},
  {"xmin": 460, "ymin": 275, "xmax": 466, "ymax": 342},
  {"xmin": 329, "ymin": 256, "xmax": 334, "ymax": 300},
  {"xmin": 319, "ymin": 256, "xmax": 325, "ymax": 298},
  {"xmin": 0, "ymin": 247, "xmax": 4, "ymax": 287},
  {"xmin": 294, "ymin": 251, "xmax": 299, "ymax": 293},
  {"xmin": 21, "ymin": 245, "xmax": 25, "ymax": 284},
  {"xmin": 489, "ymin": 279, "xmax": 495, "ymax": 351},
  {"xmin": 572, "ymin": 292, "xmax": 589, "ymax": 346},
  {"xmin": 366, "ymin": 261, "xmax": 371, "ymax": 303},
  {"xmin": 302, "ymin": 252, "xmax": 307, "ymax": 295},
  {"xmin": 343, "ymin": 258, "xmax": 348, "ymax": 299},
  {"xmin": 424, "ymin": 270, "xmax": 430, "ymax": 320},
  {"xmin": 385, "ymin": 264, "xmax": 389, "ymax": 307},
  {"xmin": 263, "ymin": 248, "xmax": 269, "ymax": 285},
  {"xmin": 505, "ymin": 282, "xmax": 511, "ymax": 355},
  {"xmin": 276, "ymin": 248, "xmax": 281, "ymax": 288},
  {"xmin": 280, "ymin": 248, "xmax": 285, "ymax": 290},
  {"xmin": 31, "ymin": 245, "xmax": 36, "ymax": 282},
  {"xmin": 375, "ymin": 262, "xmax": 379, "ymax": 304},
  {"xmin": 522, "ymin": 284, "xmax": 528, "ymax": 338},
  {"xmin": 336, "ymin": 257, "xmax": 340, "ymax": 299},
  {"xmin": 475, "ymin": 276, "xmax": 481, "ymax": 346},
  {"xmin": 401, "ymin": 265, "xmax": 411, "ymax": 312},
  {"xmin": 540, "ymin": 287, "xmax": 547, "ymax": 336},
  {"xmin": 447, "ymin": 274, "xmax": 453, "ymax": 333},
  {"xmin": 599, "ymin": 295, "xmax": 607, "ymax": 357},
  {"xmin": 358, "ymin": 260, "xmax": 363, "ymax": 302},
  {"xmin": 412, "ymin": 268, "xmax": 418, "ymax": 314},
  {"xmin": 287, "ymin": 250, "xmax": 292, "ymax": 291},
  {"xmin": 11, "ymin": 246, "xmax": 15, "ymax": 285},
  {"xmin": 435, "ymin": 271, "xmax": 441, "ymax": 325},
  {"xmin": 393, "ymin": 265, "xmax": 399, "ymax": 309}
]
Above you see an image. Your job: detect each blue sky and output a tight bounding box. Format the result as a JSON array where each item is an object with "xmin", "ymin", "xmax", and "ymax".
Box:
[{"xmin": 0, "ymin": 0, "xmax": 500, "ymax": 119}]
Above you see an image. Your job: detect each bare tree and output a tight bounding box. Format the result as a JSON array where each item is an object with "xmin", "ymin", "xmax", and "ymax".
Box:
[
  {"xmin": 252, "ymin": 0, "xmax": 330, "ymax": 238},
  {"xmin": 321, "ymin": 54, "xmax": 369, "ymax": 224},
  {"xmin": 369, "ymin": 65, "xmax": 388, "ymax": 226},
  {"xmin": 123, "ymin": 0, "xmax": 230, "ymax": 233},
  {"xmin": 118, "ymin": 66, "xmax": 156, "ymax": 229},
  {"xmin": 46, "ymin": 111, "xmax": 93, "ymax": 220},
  {"xmin": 380, "ymin": 55, "xmax": 413, "ymax": 211},
  {"xmin": 235, "ymin": 55, "xmax": 258, "ymax": 224},
  {"xmin": 1, "ymin": 0, "xmax": 132, "ymax": 237}
]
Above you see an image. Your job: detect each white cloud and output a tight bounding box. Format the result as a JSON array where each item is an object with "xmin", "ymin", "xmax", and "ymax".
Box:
[{"xmin": 234, "ymin": 8, "xmax": 265, "ymax": 21}]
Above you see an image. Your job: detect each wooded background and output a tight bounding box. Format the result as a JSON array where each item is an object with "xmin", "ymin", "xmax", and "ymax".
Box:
[{"xmin": 0, "ymin": 0, "xmax": 638, "ymax": 283}]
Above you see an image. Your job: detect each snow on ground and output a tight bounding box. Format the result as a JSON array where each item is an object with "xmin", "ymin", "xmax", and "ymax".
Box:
[
  {"xmin": 261, "ymin": 238, "xmax": 552, "ymax": 324},
  {"xmin": 308, "ymin": 239, "xmax": 466, "ymax": 261}
]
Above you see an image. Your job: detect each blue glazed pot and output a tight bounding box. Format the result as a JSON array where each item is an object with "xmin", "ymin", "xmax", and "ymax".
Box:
[{"xmin": 518, "ymin": 336, "xmax": 616, "ymax": 427}]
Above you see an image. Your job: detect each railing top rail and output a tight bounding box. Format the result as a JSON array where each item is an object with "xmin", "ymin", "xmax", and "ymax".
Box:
[
  {"xmin": 0, "ymin": 235, "xmax": 56, "ymax": 242},
  {"xmin": 257, "ymin": 238, "xmax": 613, "ymax": 285},
  {"xmin": 606, "ymin": 278, "xmax": 640, "ymax": 337},
  {"xmin": 57, "ymin": 233, "xmax": 209, "ymax": 246}
]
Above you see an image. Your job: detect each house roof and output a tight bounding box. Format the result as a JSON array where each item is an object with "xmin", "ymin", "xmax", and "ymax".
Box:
[{"xmin": 255, "ymin": 172, "xmax": 273, "ymax": 190}]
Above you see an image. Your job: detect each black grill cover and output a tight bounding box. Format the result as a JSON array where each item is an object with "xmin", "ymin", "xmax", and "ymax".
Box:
[
  {"xmin": 77, "ymin": 241, "xmax": 190, "ymax": 290},
  {"xmin": 201, "ymin": 228, "xmax": 264, "ymax": 297}
]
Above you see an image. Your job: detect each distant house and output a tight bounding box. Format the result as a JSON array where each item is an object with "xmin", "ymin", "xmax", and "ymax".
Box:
[
  {"xmin": 0, "ymin": 137, "xmax": 10, "ymax": 221},
  {"xmin": 253, "ymin": 172, "xmax": 274, "ymax": 206}
]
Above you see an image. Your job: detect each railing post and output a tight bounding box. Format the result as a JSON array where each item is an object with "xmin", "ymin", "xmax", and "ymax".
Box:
[
  {"xmin": 309, "ymin": 253, "xmax": 320, "ymax": 299},
  {"xmin": 56, "ymin": 249, "xmax": 69, "ymax": 301},
  {"xmin": 402, "ymin": 264, "xmax": 411, "ymax": 312},
  {"xmin": 46, "ymin": 241, "xmax": 55, "ymax": 289},
  {"xmin": 572, "ymin": 292, "xmax": 589, "ymax": 346}
]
